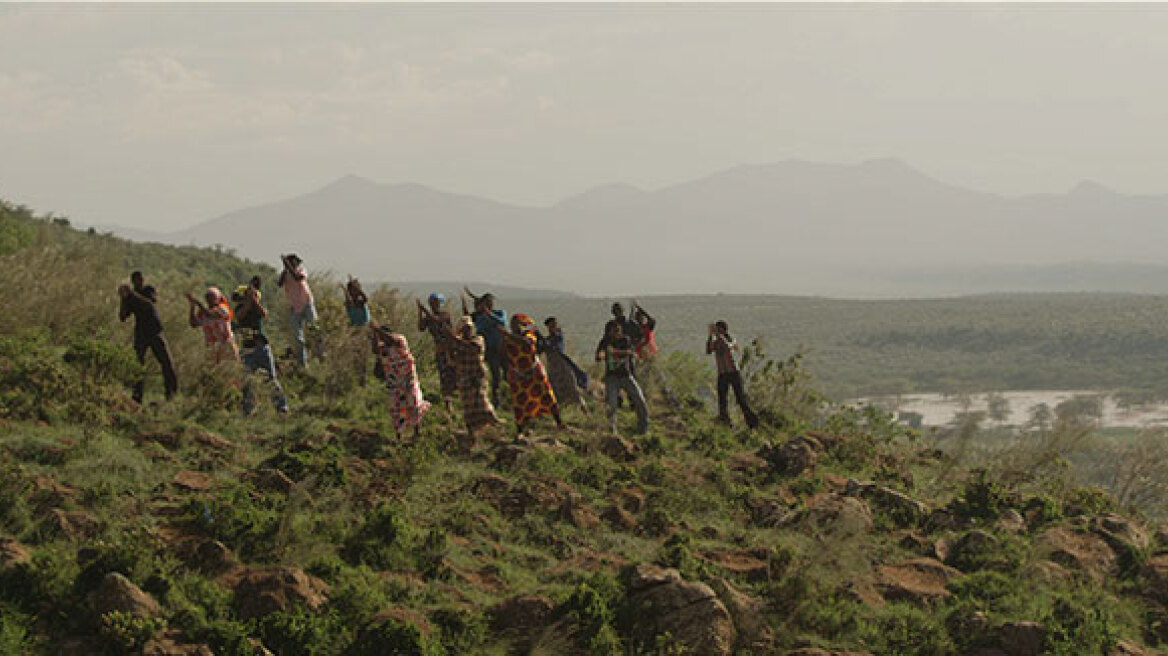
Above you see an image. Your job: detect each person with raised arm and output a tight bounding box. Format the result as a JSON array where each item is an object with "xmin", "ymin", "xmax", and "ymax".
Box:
[
  {"xmin": 464, "ymin": 286, "xmax": 508, "ymax": 406},
  {"xmin": 371, "ymin": 324, "xmax": 431, "ymax": 440},
  {"xmin": 417, "ymin": 294, "xmax": 458, "ymax": 406},
  {"xmin": 631, "ymin": 301, "xmax": 659, "ymax": 360},
  {"xmin": 341, "ymin": 277, "xmax": 370, "ymax": 328},
  {"xmin": 118, "ymin": 271, "xmax": 178, "ymax": 403},
  {"xmin": 441, "ymin": 315, "xmax": 503, "ymax": 446},
  {"xmin": 276, "ymin": 253, "xmax": 317, "ymax": 367},
  {"xmin": 233, "ymin": 276, "xmax": 289, "ymax": 415},
  {"xmin": 706, "ymin": 320, "xmax": 759, "ymax": 429},
  {"xmin": 596, "ymin": 321, "xmax": 649, "ymax": 436},
  {"xmin": 186, "ymin": 287, "xmax": 239, "ymax": 364},
  {"xmin": 539, "ymin": 316, "xmax": 588, "ymax": 411},
  {"xmin": 498, "ymin": 313, "xmax": 564, "ymax": 436}
]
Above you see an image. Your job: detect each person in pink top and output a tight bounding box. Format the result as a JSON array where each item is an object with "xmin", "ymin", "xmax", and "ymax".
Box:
[
  {"xmin": 277, "ymin": 253, "xmax": 317, "ymax": 367},
  {"xmin": 186, "ymin": 287, "xmax": 239, "ymax": 364}
]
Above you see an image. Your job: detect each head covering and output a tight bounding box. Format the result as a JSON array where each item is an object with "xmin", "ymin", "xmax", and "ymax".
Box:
[
  {"xmin": 205, "ymin": 286, "xmax": 224, "ymax": 305},
  {"xmin": 428, "ymin": 292, "xmax": 446, "ymax": 304},
  {"xmin": 513, "ymin": 313, "xmax": 537, "ymax": 335}
]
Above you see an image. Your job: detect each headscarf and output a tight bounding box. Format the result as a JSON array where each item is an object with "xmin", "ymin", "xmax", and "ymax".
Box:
[
  {"xmin": 206, "ymin": 286, "xmax": 223, "ymax": 305},
  {"xmin": 513, "ymin": 313, "xmax": 537, "ymax": 336},
  {"xmin": 428, "ymin": 292, "xmax": 446, "ymax": 304}
]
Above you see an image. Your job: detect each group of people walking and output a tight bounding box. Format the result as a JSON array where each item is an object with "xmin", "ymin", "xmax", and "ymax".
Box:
[{"xmin": 119, "ymin": 255, "xmax": 762, "ymax": 441}]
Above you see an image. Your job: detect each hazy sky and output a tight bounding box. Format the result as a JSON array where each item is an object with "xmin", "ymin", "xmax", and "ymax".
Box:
[{"xmin": 4, "ymin": 3, "xmax": 1168, "ymax": 231}]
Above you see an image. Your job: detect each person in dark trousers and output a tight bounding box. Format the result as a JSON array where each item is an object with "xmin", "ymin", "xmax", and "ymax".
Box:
[
  {"xmin": 118, "ymin": 271, "xmax": 177, "ymax": 403},
  {"xmin": 233, "ymin": 276, "xmax": 289, "ymax": 415},
  {"xmin": 706, "ymin": 320, "xmax": 758, "ymax": 429},
  {"xmin": 596, "ymin": 321, "xmax": 649, "ymax": 435},
  {"xmin": 464, "ymin": 287, "xmax": 508, "ymax": 406}
]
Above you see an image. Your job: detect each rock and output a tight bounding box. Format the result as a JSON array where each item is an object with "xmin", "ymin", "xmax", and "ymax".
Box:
[
  {"xmin": 845, "ymin": 480, "xmax": 927, "ymax": 528},
  {"xmin": 763, "ymin": 436, "xmax": 821, "ymax": 477},
  {"xmin": 0, "ymin": 536, "xmax": 30, "ymax": 569},
  {"xmin": 233, "ymin": 567, "xmax": 330, "ymax": 620},
  {"xmin": 745, "ymin": 496, "xmax": 793, "ymax": 527},
  {"xmin": 998, "ymin": 621, "xmax": 1046, "ymax": 656},
  {"xmin": 191, "ymin": 539, "xmax": 240, "ymax": 577},
  {"xmin": 701, "ymin": 549, "xmax": 772, "ymax": 582},
  {"xmin": 792, "ymin": 494, "xmax": 873, "ymax": 535},
  {"xmin": 92, "ymin": 572, "xmax": 162, "ymax": 619},
  {"xmin": 488, "ymin": 595, "xmax": 555, "ymax": 632},
  {"xmin": 1028, "ymin": 560, "xmax": 1075, "ymax": 586},
  {"xmin": 1141, "ymin": 555, "xmax": 1168, "ymax": 604},
  {"xmin": 601, "ymin": 505, "xmax": 638, "ymax": 531},
  {"xmin": 946, "ymin": 529, "xmax": 1000, "ymax": 568},
  {"xmin": 173, "ymin": 470, "xmax": 213, "ymax": 492},
  {"xmin": 1092, "ymin": 513, "xmax": 1150, "ymax": 555},
  {"xmin": 924, "ymin": 508, "xmax": 964, "ymax": 533},
  {"xmin": 599, "ymin": 435, "xmax": 636, "ymax": 461},
  {"xmin": 45, "ymin": 509, "xmax": 103, "ymax": 540},
  {"xmin": 1037, "ymin": 526, "xmax": 1117, "ymax": 583},
  {"xmin": 141, "ymin": 631, "xmax": 214, "ymax": 656},
  {"xmin": 560, "ymin": 493, "xmax": 600, "ymax": 530},
  {"xmin": 710, "ymin": 577, "xmax": 774, "ymax": 652},
  {"xmin": 624, "ymin": 564, "xmax": 735, "ymax": 656},
  {"xmin": 875, "ymin": 558, "xmax": 960, "ymax": 606},
  {"xmin": 191, "ymin": 430, "xmax": 234, "ymax": 450}
]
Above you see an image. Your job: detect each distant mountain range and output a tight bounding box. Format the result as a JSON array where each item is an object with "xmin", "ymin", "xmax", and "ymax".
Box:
[{"xmin": 100, "ymin": 159, "xmax": 1168, "ymax": 297}]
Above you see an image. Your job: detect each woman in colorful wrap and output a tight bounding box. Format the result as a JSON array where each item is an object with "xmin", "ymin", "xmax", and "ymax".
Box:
[
  {"xmin": 499, "ymin": 313, "xmax": 564, "ymax": 436},
  {"xmin": 186, "ymin": 287, "xmax": 239, "ymax": 364},
  {"xmin": 442, "ymin": 315, "xmax": 503, "ymax": 443},
  {"xmin": 539, "ymin": 317, "xmax": 588, "ymax": 411},
  {"xmin": 371, "ymin": 324, "xmax": 430, "ymax": 439},
  {"xmin": 417, "ymin": 293, "xmax": 458, "ymax": 406}
]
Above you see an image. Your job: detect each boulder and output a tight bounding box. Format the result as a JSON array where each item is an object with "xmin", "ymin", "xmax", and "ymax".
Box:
[
  {"xmin": 875, "ymin": 558, "xmax": 960, "ymax": 606},
  {"xmin": 1037, "ymin": 526, "xmax": 1117, "ymax": 583},
  {"xmin": 791, "ymin": 494, "xmax": 873, "ymax": 535},
  {"xmin": 488, "ymin": 595, "xmax": 555, "ymax": 632},
  {"xmin": 173, "ymin": 470, "xmax": 214, "ymax": 492},
  {"xmin": 233, "ymin": 567, "xmax": 329, "ymax": 620},
  {"xmin": 995, "ymin": 509, "xmax": 1027, "ymax": 534},
  {"xmin": 763, "ymin": 436, "xmax": 821, "ymax": 477},
  {"xmin": 1092, "ymin": 514, "xmax": 1150, "ymax": 555},
  {"xmin": 624, "ymin": 564, "xmax": 736, "ymax": 656},
  {"xmin": 998, "ymin": 621, "xmax": 1046, "ymax": 656},
  {"xmin": 945, "ymin": 529, "xmax": 999, "ymax": 568},
  {"xmin": 92, "ymin": 572, "xmax": 162, "ymax": 619},
  {"xmin": 141, "ymin": 631, "xmax": 214, "ymax": 656},
  {"xmin": 701, "ymin": 549, "xmax": 772, "ymax": 582}
]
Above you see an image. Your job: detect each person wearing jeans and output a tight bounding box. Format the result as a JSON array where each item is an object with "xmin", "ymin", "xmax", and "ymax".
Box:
[
  {"xmin": 706, "ymin": 320, "xmax": 759, "ymax": 429},
  {"xmin": 596, "ymin": 322, "xmax": 649, "ymax": 435},
  {"xmin": 118, "ymin": 271, "xmax": 178, "ymax": 403},
  {"xmin": 277, "ymin": 253, "xmax": 316, "ymax": 367},
  {"xmin": 234, "ymin": 277, "xmax": 289, "ymax": 415}
]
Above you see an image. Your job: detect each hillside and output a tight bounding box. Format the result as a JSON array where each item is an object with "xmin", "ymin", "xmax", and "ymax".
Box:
[
  {"xmin": 6, "ymin": 199, "xmax": 1168, "ymax": 655},
  {"xmin": 108, "ymin": 158, "xmax": 1168, "ymax": 297}
]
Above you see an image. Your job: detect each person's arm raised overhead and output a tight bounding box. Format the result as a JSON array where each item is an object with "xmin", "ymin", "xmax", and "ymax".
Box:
[
  {"xmin": 185, "ymin": 292, "xmax": 205, "ymax": 328},
  {"xmin": 463, "ymin": 286, "xmax": 481, "ymax": 304}
]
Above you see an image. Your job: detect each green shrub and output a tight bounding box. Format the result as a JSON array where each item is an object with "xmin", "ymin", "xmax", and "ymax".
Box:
[
  {"xmin": 98, "ymin": 610, "xmax": 166, "ymax": 654},
  {"xmin": 256, "ymin": 606, "xmax": 349, "ymax": 656},
  {"xmin": 432, "ymin": 605, "xmax": 486, "ymax": 653},
  {"xmin": 1062, "ymin": 485, "xmax": 1116, "ymax": 516},
  {"xmin": 0, "ymin": 605, "xmax": 39, "ymax": 654},
  {"xmin": 341, "ymin": 503, "xmax": 416, "ymax": 571},
  {"xmin": 561, "ymin": 583, "xmax": 623, "ymax": 655},
  {"xmin": 347, "ymin": 616, "xmax": 441, "ymax": 656},
  {"xmin": 947, "ymin": 470, "xmax": 1012, "ymax": 523},
  {"xmin": 865, "ymin": 604, "xmax": 955, "ymax": 656},
  {"xmin": 189, "ymin": 489, "xmax": 281, "ymax": 562}
]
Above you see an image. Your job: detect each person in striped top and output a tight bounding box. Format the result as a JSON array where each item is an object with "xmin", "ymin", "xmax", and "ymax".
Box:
[{"xmin": 706, "ymin": 320, "xmax": 758, "ymax": 429}]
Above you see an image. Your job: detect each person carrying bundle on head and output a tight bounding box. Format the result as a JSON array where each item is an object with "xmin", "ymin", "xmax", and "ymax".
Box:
[
  {"xmin": 187, "ymin": 287, "xmax": 239, "ymax": 364},
  {"xmin": 118, "ymin": 270, "xmax": 178, "ymax": 403},
  {"xmin": 706, "ymin": 320, "xmax": 759, "ymax": 430},
  {"xmin": 277, "ymin": 253, "xmax": 317, "ymax": 368},
  {"xmin": 498, "ymin": 313, "xmax": 565, "ymax": 437},
  {"xmin": 539, "ymin": 317, "xmax": 588, "ymax": 412},
  {"xmin": 417, "ymin": 293, "xmax": 458, "ymax": 407},
  {"xmin": 232, "ymin": 276, "xmax": 289, "ymax": 415},
  {"xmin": 371, "ymin": 324, "xmax": 430, "ymax": 440}
]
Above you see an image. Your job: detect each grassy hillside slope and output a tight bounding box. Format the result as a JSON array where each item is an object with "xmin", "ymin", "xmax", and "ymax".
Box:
[{"xmin": 4, "ymin": 199, "xmax": 1168, "ymax": 655}]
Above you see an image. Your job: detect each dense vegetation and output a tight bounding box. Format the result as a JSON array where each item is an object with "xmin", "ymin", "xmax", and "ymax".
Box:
[{"xmin": 5, "ymin": 199, "xmax": 1168, "ymax": 655}]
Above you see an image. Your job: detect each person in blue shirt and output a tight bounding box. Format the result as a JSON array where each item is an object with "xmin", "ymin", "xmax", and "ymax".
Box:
[
  {"xmin": 342, "ymin": 277, "xmax": 371, "ymax": 327},
  {"xmin": 464, "ymin": 287, "xmax": 508, "ymax": 406}
]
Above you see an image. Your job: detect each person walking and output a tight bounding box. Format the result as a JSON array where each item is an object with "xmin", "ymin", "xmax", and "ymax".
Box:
[
  {"xmin": 118, "ymin": 271, "xmax": 178, "ymax": 403},
  {"xmin": 371, "ymin": 325, "xmax": 431, "ymax": 440},
  {"xmin": 539, "ymin": 317, "xmax": 588, "ymax": 411},
  {"xmin": 233, "ymin": 277, "xmax": 289, "ymax": 415},
  {"xmin": 465, "ymin": 287, "xmax": 508, "ymax": 406},
  {"xmin": 596, "ymin": 321, "xmax": 649, "ymax": 435},
  {"xmin": 417, "ymin": 294, "xmax": 458, "ymax": 405},
  {"xmin": 706, "ymin": 320, "xmax": 759, "ymax": 429},
  {"xmin": 277, "ymin": 253, "xmax": 317, "ymax": 367},
  {"xmin": 499, "ymin": 314, "xmax": 564, "ymax": 436},
  {"xmin": 442, "ymin": 316, "xmax": 503, "ymax": 446},
  {"xmin": 186, "ymin": 287, "xmax": 239, "ymax": 363}
]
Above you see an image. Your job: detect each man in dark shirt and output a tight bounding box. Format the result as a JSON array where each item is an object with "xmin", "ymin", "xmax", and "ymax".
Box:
[
  {"xmin": 118, "ymin": 271, "xmax": 177, "ymax": 403},
  {"xmin": 233, "ymin": 276, "xmax": 289, "ymax": 415},
  {"xmin": 603, "ymin": 302, "xmax": 643, "ymax": 348},
  {"xmin": 706, "ymin": 320, "xmax": 758, "ymax": 429},
  {"xmin": 596, "ymin": 322, "xmax": 649, "ymax": 435}
]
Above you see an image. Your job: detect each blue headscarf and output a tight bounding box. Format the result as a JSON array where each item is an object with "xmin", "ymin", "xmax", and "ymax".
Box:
[{"xmin": 428, "ymin": 292, "xmax": 446, "ymax": 304}]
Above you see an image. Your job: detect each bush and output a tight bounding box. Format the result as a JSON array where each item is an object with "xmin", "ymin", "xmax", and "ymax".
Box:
[
  {"xmin": 348, "ymin": 615, "xmax": 441, "ymax": 656},
  {"xmin": 98, "ymin": 610, "xmax": 166, "ymax": 654},
  {"xmin": 256, "ymin": 606, "xmax": 349, "ymax": 656},
  {"xmin": 341, "ymin": 503, "xmax": 416, "ymax": 571},
  {"xmin": 561, "ymin": 583, "xmax": 623, "ymax": 655}
]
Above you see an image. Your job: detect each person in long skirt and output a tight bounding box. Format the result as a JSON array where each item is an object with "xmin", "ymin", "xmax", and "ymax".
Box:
[
  {"xmin": 499, "ymin": 314, "xmax": 565, "ymax": 436},
  {"xmin": 417, "ymin": 294, "xmax": 458, "ymax": 406},
  {"xmin": 371, "ymin": 325, "xmax": 431, "ymax": 439},
  {"xmin": 442, "ymin": 316, "xmax": 503, "ymax": 444},
  {"xmin": 539, "ymin": 317, "xmax": 588, "ymax": 411}
]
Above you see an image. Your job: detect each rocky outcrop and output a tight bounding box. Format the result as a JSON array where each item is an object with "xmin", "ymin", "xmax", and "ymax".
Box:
[
  {"xmin": 790, "ymin": 494, "xmax": 873, "ymax": 535},
  {"xmin": 710, "ymin": 577, "xmax": 774, "ymax": 653},
  {"xmin": 874, "ymin": 558, "xmax": 960, "ymax": 606},
  {"xmin": 624, "ymin": 564, "xmax": 736, "ymax": 656},
  {"xmin": 92, "ymin": 572, "xmax": 162, "ymax": 619},
  {"xmin": 762, "ymin": 436, "xmax": 821, "ymax": 477},
  {"xmin": 1037, "ymin": 526, "xmax": 1117, "ymax": 583},
  {"xmin": 845, "ymin": 480, "xmax": 927, "ymax": 528},
  {"xmin": 233, "ymin": 567, "xmax": 330, "ymax": 619}
]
